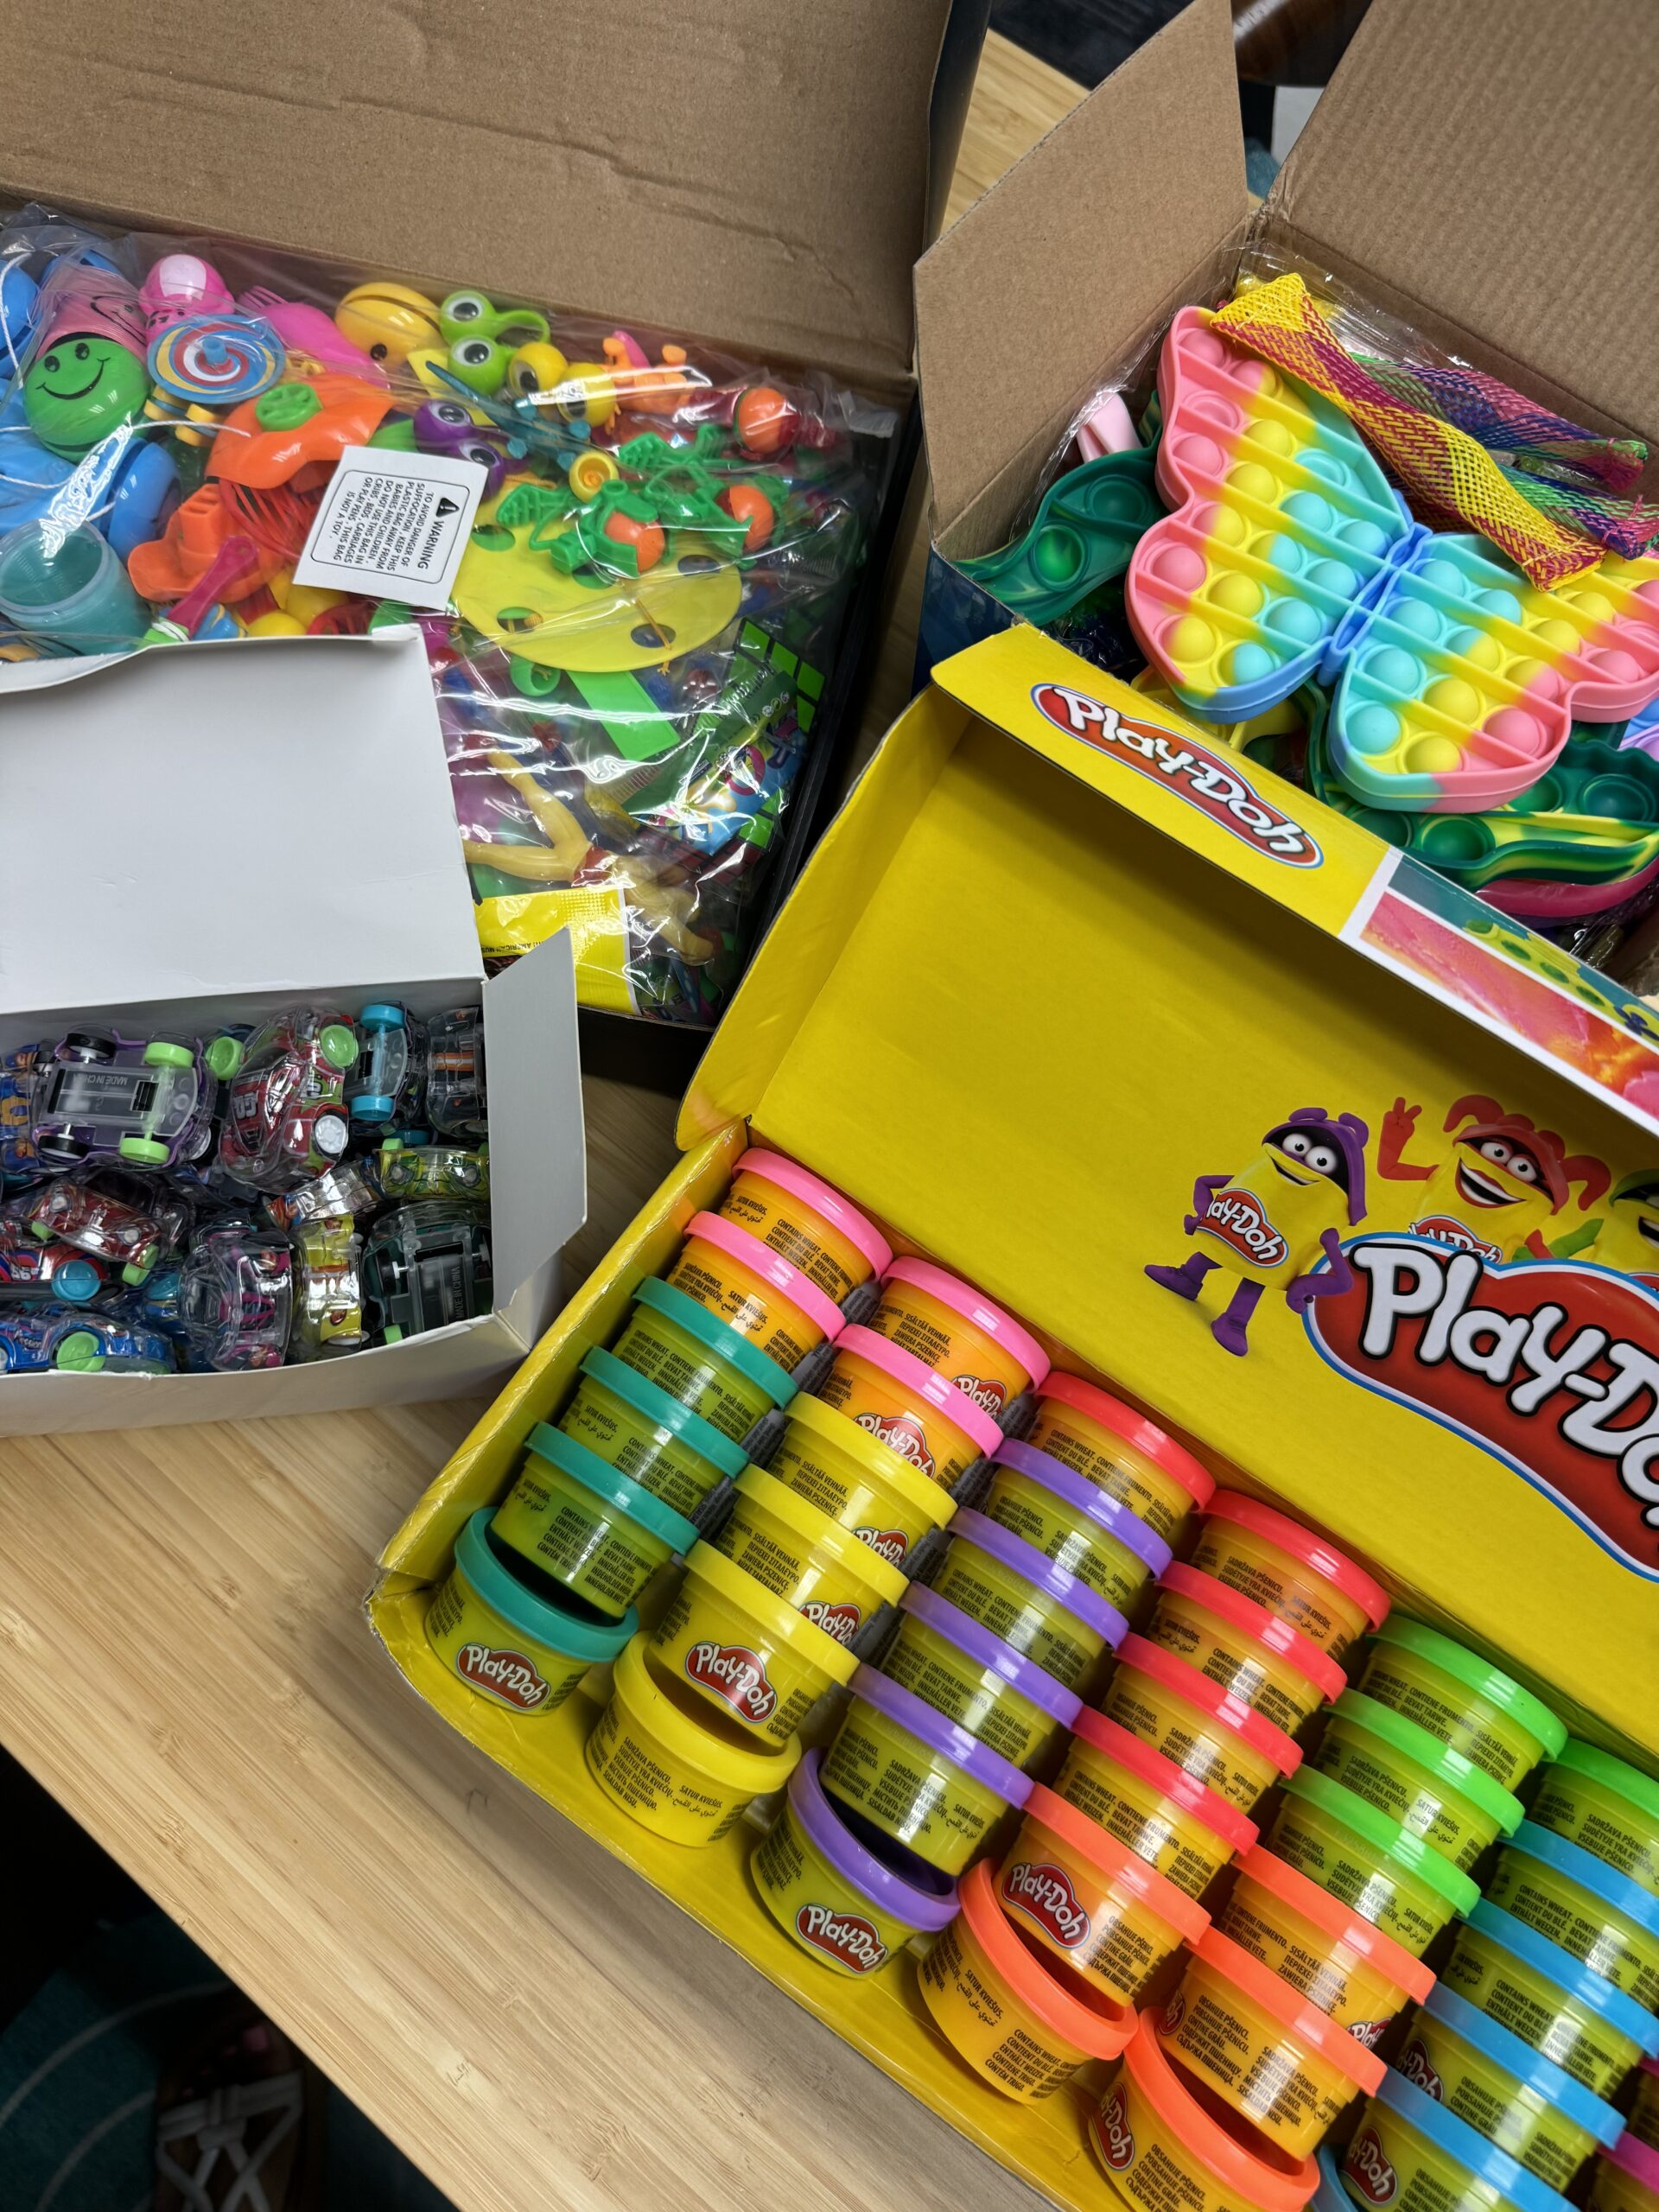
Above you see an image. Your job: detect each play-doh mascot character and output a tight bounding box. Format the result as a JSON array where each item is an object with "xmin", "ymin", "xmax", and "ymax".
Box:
[
  {"xmin": 1376, "ymin": 1095, "xmax": 1608, "ymax": 1264},
  {"xmin": 1554, "ymin": 1170, "xmax": 1659, "ymax": 1288},
  {"xmin": 1146, "ymin": 1108, "xmax": 1370, "ymax": 1357}
]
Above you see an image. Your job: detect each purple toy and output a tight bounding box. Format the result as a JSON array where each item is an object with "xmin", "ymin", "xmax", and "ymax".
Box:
[
  {"xmin": 178, "ymin": 1220, "xmax": 293, "ymax": 1370},
  {"xmin": 30, "ymin": 1029, "xmax": 215, "ymax": 1172},
  {"xmin": 413, "ymin": 400, "xmax": 509, "ymax": 497}
]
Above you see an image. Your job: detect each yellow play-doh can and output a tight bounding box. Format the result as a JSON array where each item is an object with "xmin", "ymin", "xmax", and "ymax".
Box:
[
  {"xmin": 1026, "ymin": 1373, "xmax": 1215, "ymax": 1542},
  {"xmin": 1267, "ymin": 1770, "xmax": 1478, "ymax": 1960},
  {"xmin": 1588, "ymin": 2139, "xmax": 1659, "ymax": 2212},
  {"xmin": 879, "ymin": 1583, "xmax": 1082, "ymax": 1773},
  {"xmin": 490, "ymin": 1423, "xmax": 697, "ymax": 1619},
  {"xmin": 1101, "ymin": 1634, "xmax": 1302, "ymax": 1814},
  {"xmin": 650, "ymin": 1543, "xmax": 855, "ymax": 1747},
  {"xmin": 1485, "ymin": 1823, "xmax": 1659, "ymax": 2015},
  {"xmin": 705, "ymin": 1466, "xmax": 906, "ymax": 1647},
  {"xmin": 1356, "ymin": 1617, "xmax": 1566, "ymax": 1794},
  {"xmin": 664, "ymin": 1211, "xmax": 845, "ymax": 1372},
  {"xmin": 929, "ymin": 1509, "xmax": 1127, "ymax": 1693},
  {"xmin": 556, "ymin": 1344, "xmax": 747, "ymax": 1519},
  {"xmin": 1055, "ymin": 1707, "xmax": 1258, "ymax": 1900},
  {"xmin": 982, "ymin": 1438, "xmax": 1172, "ymax": 1612},
  {"xmin": 1344, "ymin": 2068, "xmax": 1574, "ymax": 2212},
  {"xmin": 423, "ymin": 1508, "xmax": 636, "ymax": 1717},
  {"xmin": 766, "ymin": 1387, "xmax": 954, "ymax": 1569},
  {"xmin": 865, "ymin": 1255, "xmax": 1049, "ymax": 1423},
  {"xmin": 613, "ymin": 1276, "xmax": 791, "ymax": 1443},
  {"xmin": 718, "ymin": 1149, "xmax": 890, "ymax": 1303},
  {"xmin": 1190, "ymin": 1491, "xmax": 1388, "ymax": 1662},
  {"xmin": 1632, "ymin": 2058, "xmax": 1659, "ymax": 2151},
  {"xmin": 1313, "ymin": 1689, "xmax": 1523, "ymax": 1872}
]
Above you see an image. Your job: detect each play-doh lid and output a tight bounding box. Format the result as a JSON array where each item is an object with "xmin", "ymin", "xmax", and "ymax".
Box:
[
  {"xmin": 900, "ymin": 1585, "xmax": 1083, "ymax": 1726},
  {"xmin": 1463, "ymin": 1902, "xmax": 1659, "ymax": 2056},
  {"xmin": 880, "ymin": 1256, "xmax": 1051, "ymax": 1388},
  {"xmin": 1371, "ymin": 2066, "xmax": 1572, "ymax": 2212},
  {"xmin": 991, "ymin": 1439, "xmax": 1173, "ymax": 1576},
  {"xmin": 958, "ymin": 1858, "xmax": 1135, "ymax": 2060},
  {"xmin": 679, "ymin": 1544, "xmax": 858, "ymax": 1683},
  {"xmin": 1552, "ymin": 1741, "xmax": 1659, "ymax": 1826},
  {"xmin": 779, "ymin": 1389, "xmax": 954, "ymax": 1522},
  {"xmin": 832, "ymin": 1324, "xmax": 1003, "ymax": 1457},
  {"xmin": 1609, "ymin": 2135, "xmax": 1659, "ymax": 2196},
  {"xmin": 614, "ymin": 1631, "xmax": 801, "ymax": 1791},
  {"xmin": 1504, "ymin": 1821, "xmax": 1659, "ymax": 1936},
  {"xmin": 1116, "ymin": 2017, "xmax": 1319, "ymax": 2212},
  {"xmin": 728, "ymin": 1467, "xmax": 907, "ymax": 1606},
  {"xmin": 1332, "ymin": 1690, "xmax": 1525, "ymax": 1834},
  {"xmin": 1021, "ymin": 1783, "xmax": 1210, "ymax": 1944},
  {"xmin": 1313, "ymin": 2146, "xmax": 1350, "ymax": 2212},
  {"xmin": 1116, "ymin": 1634, "xmax": 1303, "ymax": 1777},
  {"xmin": 1371, "ymin": 1618, "xmax": 1567, "ymax": 1760},
  {"xmin": 845, "ymin": 1664, "xmax": 1033, "ymax": 1811},
  {"xmin": 788, "ymin": 1748, "xmax": 958, "ymax": 1931},
  {"xmin": 1186, "ymin": 1927, "xmax": 1387, "ymax": 2094},
  {"xmin": 1160, "ymin": 1563, "xmax": 1346, "ymax": 1706},
  {"xmin": 1236, "ymin": 1845, "xmax": 1433, "ymax": 2002},
  {"xmin": 631, "ymin": 1276, "xmax": 794, "ymax": 1406},
  {"xmin": 949, "ymin": 1509, "xmax": 1130, "ymax": 1648},
  {"xmin": 731, "ymin": 1150, "xmax": 893, "ymax": 1277},
  {"xmin": 1420, "ymin": 1985, "xmax": 1624, "ymax": 2148},
  {"xmin": 1038, "ymin": 1373, "xmax": 1216, "ymax": 1503},
  {"xmin": 1203, "ymin": 1493, "xmax": 1389, "ymax": 1629},
  {"xmin": 1068, "ymin": 1707, "xmax": 1260, "ymax": 1853},
  {"xmin": 1283, "ymin": 1771, "xmax": 1478, "ymax": 1917},
  {"xmin": 456, "ymin": 1510, "xmax": 639, "ymax": 1660},
  {"xmin": 524, "ymin": 1424, "xmax": 699, "ymax": 1556},
  {"xmin": 683, "ymin": 1211, "xmax": 847, "ymax": 1339},
  {"xmin": 579, "ymin": 1346, "xmax": 748, "ymax": 1479}
]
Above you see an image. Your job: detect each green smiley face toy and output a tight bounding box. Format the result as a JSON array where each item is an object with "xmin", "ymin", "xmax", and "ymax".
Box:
[{"xmin": 24, "ymin": 334, "xmax": 151, "ymax": 457}]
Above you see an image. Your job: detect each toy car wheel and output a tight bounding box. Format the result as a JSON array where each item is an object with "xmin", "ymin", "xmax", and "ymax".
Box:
[
  {"xmin": 358, "ymin": 1004, "xmax": 405, "ymax": 1033},
  {"xmin": 118, "ymin": 1135, "xmax": 171, "ymax": 1166},
  {"xmin": 319, "ymin": 1026, "xmax": 359, "ymax": 1071},
  {"xmin": 350, "ymin": 1094, "xmax": 396, "ymax": 1123},
  {"xmin": 60, "ymin": 1030, "xmax": 117, "ymax": 1064},
  {"xmin": 203, "ymin": 1035, "xmax": 245, "ymax": 1080},
  {"xmin": 454, "ymin": 1159, "xmax": 482, "ymax": 1189},
  {"xmin": 36, "ymin": 1133, "xmax": 88, "ymax": 1166},
  {"xmin": 143, "ymin": 1039, "xmax": 194, "ymax": 1071},
  {"xmin": 314, "ymin": 1111, "xmax": 350, "ymax": 1159}
]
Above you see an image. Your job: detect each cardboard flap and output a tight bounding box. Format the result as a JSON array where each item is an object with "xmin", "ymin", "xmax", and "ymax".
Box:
[
  {"xmin": 481, "ymin": 930, "xmax": 585, "ymax": 1298},
  {"xmin": 1268, "ymin": 0, "xmax": 1659, "ymax": 441},
  {"xmin": 914, "ymin": 0, "xmax": 1245, "ymax": 532},
  {"xmin": 3, "ymin": 0, "xmax": 962, "ymax": 388}
]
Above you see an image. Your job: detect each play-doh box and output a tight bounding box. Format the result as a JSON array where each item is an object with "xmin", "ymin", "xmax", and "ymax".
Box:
[
  {"xmin": 1089, "ymin": 2017, "xmax": 1319, "ymax": 2212},
  {"xmin": 718, "ymin": 1150, "xmax": 892, "ymax": 1304}
]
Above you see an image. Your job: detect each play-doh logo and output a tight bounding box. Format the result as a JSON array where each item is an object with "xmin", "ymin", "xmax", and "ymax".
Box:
[
  {"xmin": 1411, "ymin": 1215, "xmax": 1503, "ymax": 1266},
  {"xmin": 1350, "ymin": 2018, "xmax": 1389, "ymax": 2052},
  {"xmin": 1030, "ymin": 686, "xmax": 1323, "ymax": 867},
  {"xmin": 952, "ymin": 1371, "xmax": 1007, "ymax": 1418},
  {"xmin": 794, "ymin": 1903, "xmax": 890, "ymax": 1974},
  {"xmin": 1201, "ymin": 1189, "xmax": 1290, "ymax": 1270},
  {"xmin": 1306, "ymin": 1236, "xmax": 1659, "ymax": 1581},
  {"xmin": 798, "ymin": 1598, "xmax": 862, "ymax": 1646},
  {"xmin": 1095, "ymin": 2086, "xmax": 1135, "ymax": 2172},
  {"xmin": 855, "ymin": 1525, "xmax": 909, "ymax": 1567},
  {"xmin": 684, "ymin": 1641, "xmax": 778, "ymax": 1723},
  {"xmin": 456, "ymin": 1643, "xmax": 550, "ymax": 1712},
  {"xmin": 1001, "ymin": 1860, "xmax": 1090, "ymax": 1948},
  {"xmin": 1159, "ymin": 1989, "xmax": 1187, "ymax": 2037},
  {"xmin": 1346, "ymin": 2127, "xmax": 1399, "ymax": 2205},
  {"xmin": 856, "ymin": 1409, "xmax": 935, "ymax": 1480},
  {"xmin": 1396, "ymin": 2036, "xmax": 1443, "ymax": 2095}
]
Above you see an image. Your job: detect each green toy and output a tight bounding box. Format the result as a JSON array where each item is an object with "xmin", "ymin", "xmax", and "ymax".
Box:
[
  {"xmin": 957, "ymin": 443, "xmax": 1164, "ymax": 624},
  {"xmin": 23, "ymin": 334, "xmax": 149, "ymax": 457}
]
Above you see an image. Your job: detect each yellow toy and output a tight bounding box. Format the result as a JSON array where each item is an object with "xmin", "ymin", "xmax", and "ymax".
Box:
[
  {"xmin": 1377, "ymin": 1094, "xmax": 1609, "ymax": 1264},
  {"xmin": 334, "ymin": 281, "xmax": 443, "ymax": 368}
]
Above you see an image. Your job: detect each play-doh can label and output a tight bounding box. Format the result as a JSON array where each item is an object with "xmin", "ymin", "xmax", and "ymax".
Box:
[
  {"xmin": 1345, "ymin": 2126, "xmax": 1399, "ymax": 2205},
  {"xmin": 856, "ymin": 1409, "xmax": 936, "ymax": 1479},
  {"xmin": 855, "ymin": 1525, "xmax": 909, "ymax": 1567},
  {"xmin": 793, "ymin": 1903, "xmax": 891, "ymax": 1974},
  {"xmin": 952, "ymin": 1371, "xmax": 1007, "ymax": 1417},
  {"xmin": 1396, "ymin": 2036, "xmax": 1443, "ymax": 2094},
  {"xmin": 684, "ymin": 1640, "xmax": 778, "ymax": 1723},
  {"xmin": 798, "ymin": 1598, "xmax": 862, "ymax": 1645},
  {"xmin": 1096, "ymin": 2085, "xmax": 1135, "ymax": 2171},
  {"xmin": 1001, "ymin": 1859, "xmax": 1092, "ymax": 1948},
  {"xmin": 456, "ymin": 1643, "xmax": 551, "ymax": 1711}
]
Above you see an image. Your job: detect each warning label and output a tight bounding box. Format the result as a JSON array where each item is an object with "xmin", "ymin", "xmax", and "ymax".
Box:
[{"xmin": 293, "ymin": 447, "xmax": 487, "ymax": 608}]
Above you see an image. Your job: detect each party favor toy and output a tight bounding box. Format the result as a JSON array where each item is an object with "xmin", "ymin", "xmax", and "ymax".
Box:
[{"xmin": 957, "ymin": 443, "xmax": 1163, "ymax": 623}]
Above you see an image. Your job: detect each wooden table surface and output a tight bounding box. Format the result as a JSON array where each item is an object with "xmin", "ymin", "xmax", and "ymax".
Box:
[{"xmin": 0, "ymin": 35, "xmax": 1086, "ymax": 2212}]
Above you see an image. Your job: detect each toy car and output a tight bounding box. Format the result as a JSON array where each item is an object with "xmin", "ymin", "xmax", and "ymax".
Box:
[
  {"xmin": 51, "ymin": 1315, "xmax": 175, "ymax": 1373},
  {"xmin": 289, "ymin": 1219, "xmax": 366, "ymax": 1358},
  {"xmin": 208, "ymin": 1009, "xmax": 359, "ymax": 1193},
  {"xmin": 377, "ymin": 1140, "xmax": 488, "ymax": 1203},
  {"xmin": 177, "ymin": 1221, "xmax": 294, "ymax": 1370},
  {"xmin": 0, "ymin": 1216, "xmax": 104, "ymax": 1303},
  {"xmin": 424, "ymin": 1007, "xmax": 486, "ymax": 1136},
  {"xmin": 361, "ymin": 1200, "xmax": 492, "ymax": 1343},
  {"xmin": 26, "ymin": 1168, "xmax": 190, "ymax": 1283},
  {"xmin": 0, "ymin": 1042, "xmax": 46, "ymax": 1186},
  {"xmin": 29, "ymin": 1029, "xmax": 215, "ymax": 1170},
  {"xmin": 263, "ymin": 1159, "xmax": 380, "ymax": 1234},
  {"xmin": 0, "ymin": 1302, "xmax": 98, "ymax": 1372},
  {"xmin": 346, "ymin": 1003, "xmax": 426, "ymax": 1128}
]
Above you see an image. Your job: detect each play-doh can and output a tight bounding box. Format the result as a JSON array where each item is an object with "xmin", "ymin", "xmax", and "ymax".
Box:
[
  {"xmin": 1268, "ymin": 1770, "xmax": 1478, "ymax": 1958},
  {"xmin": 929, "ymin": 1508, "xmax": 1127, "ymax": 1692},
  {"xmin": 1159, "ymin": 1925, "xmax": 1385, "ymax": 2157},
  {"xmin": 1442, "ymin": 1902, "xmax": 1659, "ymax": 2098},
  {"xmin": 918, "ymin": 1858, "xmax": 1134, "ymax": 2102},
  {"xmin": 819, "ymin": 1664, "xmax": 1032, "ymax": 1877},
  {"xmin": 1313, "ymin": 1690, "xmax": 1523, "ymax": 1871},
  {"xmin": 1191, "ymin": 1492, "xmax": 1388, "ymax": 1661},
  {"xmin": 815, "ymin": 1324, "xmax": 1001, "ymax": 1491},
  {"xmin": 1588, "ymin": 2138, "xmax": 1659, "ymax": 2212},
  {"xmin": 718, "ymin": 1149, "xmax": 891, "ymax": 1302},
  {"xmin": 664, "ymin": 1211, "xmax": 845, "ymax": 1372},
  {"xmin": 1026, "ymin": 1372, "xmax": 1214, "ymax": 1541},
  {"xmin": 1101, "ymin": 1633, "xmax": 1301, "ymax": 1813},
  {"xmin": 1532, "ymin": 1743, "xmax": 1659, "ymax": 1901},
  {"xmin": 1395, "ymin": 1984, "xmax": 1622, "ymax": 2190},
  {"xmin": 1343, "ymin": 2069, "xmax": 1573, "ymax": 2212},
  {"xmin": 1147, "ymin": 1562, "xmax": 1346, "ymax": 1738},
  {"xmin": 585, "ymin": 1631, "xmax": 799, "ymax": 1845},
  {"xmin": 558, "ymin": 1344, "xmax": 747, "ymax": 1518},
  {"xmin": 706, "ymin": 1466, "xmax": 906, "ymax": 1646},
  {"xmin": 1088, "ymin": 2015, "xmax": 1319, "ymax": 2212},
  {"xmin": 1056, "ymin": 1707, "xmax": 1257, "ymax": 1899},
  {"xmin": 879, "ymin": 1583, "xmax": 1081, "ymax": 1771},
  {"xmin": 982, "ymin": 1438, "xmax": 1173, "ymax": 1612},
  {"xmin": 1486, "ymin": 1823, "xmax": 1659, "ymax": 2015},
  {"xmin": 1631, "ymin": 2057, "xmax": 1659, "ymax": 2150},
  {"xmin": 865, "ymin": 1255, "xmax": 1048, "ymax": 1422},
  {"xmin": 613, "ymin": 1275, "xmax": 792, "ymax": 1441},
  {"xmin": 750, "ymin": 1749, "xmax": 957, "ymax": 1977},
  {"xmin": 423, "ymin": 1508, "xmax": 636, "ymax": 1716},
  {"xmin": 1218, "ymin": 1844, "xmax": 1433, "ymax": 2044},
  {"xmin": 766, "ymin": 1388, "xmax": 954, "ymax": 1567},
  {"xmin": 649, "ymin": 1542, "xmax": 855, "ymax": 1746},
  {"xmin": 996, "ymin": 1782, "xmax": 1207, "ymax": 2002},
  {"xmin": 490, "ymin": 1424, "xmax": 697, "ymax": 1619},
  {"xmin": 1357, "ymin": 1618, "xmax": 1566, "ymax": 1793}
]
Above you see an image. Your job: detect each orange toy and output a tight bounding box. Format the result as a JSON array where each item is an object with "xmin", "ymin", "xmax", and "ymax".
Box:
[
  {"xmin": 211, "ymin": 375, "xmax": 394, "ymax": 490},
  {"xmin": 127, "ymin": 485, "xmax": 288, "ymax": 602}
]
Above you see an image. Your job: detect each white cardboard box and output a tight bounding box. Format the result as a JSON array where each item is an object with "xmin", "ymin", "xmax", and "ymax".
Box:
[{"xmin": 0, "ymin": 632, "xmax": 585, "ymax": 1431}]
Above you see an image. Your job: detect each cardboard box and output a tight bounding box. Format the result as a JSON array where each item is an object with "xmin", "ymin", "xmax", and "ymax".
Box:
[
  {"xmin": 2, "ymin": 0, "xmax": 989, "ymax": 1087},
  {"xmin": 0, "ymin": 632, "xmax": 583, "ymax": 1431},
  {"xmin": 372, "ymin": 620, "xmax": 1659, "ymax": 2209},
  {"xmin": 912, "ymin": 0, "xmax": 1659, "ymax": 684}
]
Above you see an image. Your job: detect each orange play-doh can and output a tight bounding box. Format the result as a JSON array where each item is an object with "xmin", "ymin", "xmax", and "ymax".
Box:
[
  {"xmin": 1026, "ymin": 1373, "xmax": 1215, "ymax": 1542},
  {"xmin": 997, "ymin": 1783, "xmax": 1208, "ymax": 2003},
  {"xmin": 1190, "ymin": 1492, "xmax": 1389, "ymax": 1661},
  {"xmin": 718, "ymin": 1149, "xmax": 891, "ymax": 1303},
  {"xmin": 918, "ymin": 1858, "xmax": 1135, "ymax": 2103},
  {"xmin": 1101, "ymin": 1634, "xmax": 1303, "ymax": 1814},
  {"xmin": 1217, "ymin": 1844, "xmax": 1433, "ymax": 2045},
  {"xmin": 1090, "ymin": 2016, "xmax": 1319, "ymax": 2212},
  {"xmin": 814, "ymin": 1323, "xmax": 1002, "ymax": 1491},
  {"xmin": 1159, "ymin": 1925, "xmax": 1386, "ymax": 2158},
  {"xmin": 1056, "ymin": 1708, "xmax": 1258, "ymax": 1900},
  {"xmin": 865, "ymin": 1256, "xmax": 1048, "ymax": 1423},
  {"xmin": 1146, "ymin": 1563, "xmax": 1346, "ymax": 1738},
  {"xmin": 664, "ymin": 1211, "xmax": 845, "ymax": 1372}
]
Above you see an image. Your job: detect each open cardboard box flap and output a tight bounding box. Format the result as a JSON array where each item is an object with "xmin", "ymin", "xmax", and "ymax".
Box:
[{"xmin": 3, "ymin": 0, "xmax": 972, "ymax": 390}]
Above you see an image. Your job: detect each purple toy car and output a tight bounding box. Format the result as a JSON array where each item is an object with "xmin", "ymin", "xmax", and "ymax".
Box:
[
  {"xmin": 30, "ymin": 1029, "xmax": 215, "ymax": 1171},
  {"xmin": 178, "ymin": 1221, "xmax": 293, "ymax": 1370}
]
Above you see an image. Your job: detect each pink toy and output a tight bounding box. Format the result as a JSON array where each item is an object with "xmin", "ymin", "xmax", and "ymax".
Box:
[
  {"xmin": 234, "ymin": 289, "xmax": 389, "ymax": 388},
  {"xmin": 1076, "ymin": 392, "xmax": 1139, "ymax": 462},
  {"xmin": 138, "ymin": 253, "xmax": 234, "ymax": 340}
]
